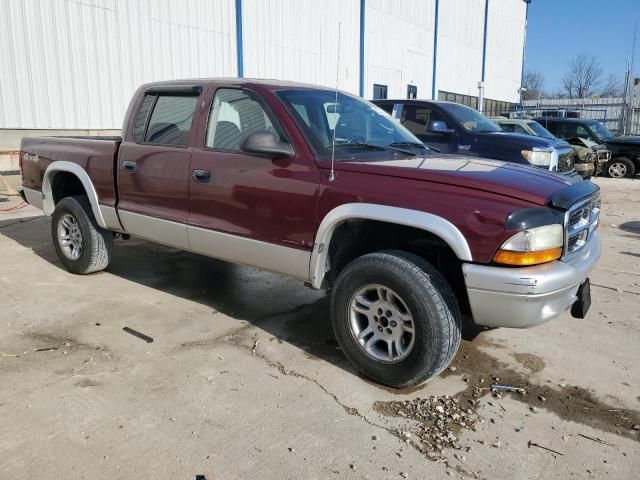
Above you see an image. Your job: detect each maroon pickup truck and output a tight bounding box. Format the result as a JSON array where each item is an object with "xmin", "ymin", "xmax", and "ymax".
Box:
[{"xmin": 19, "ymin": 79, "xmax": 601, "ymax": 387}]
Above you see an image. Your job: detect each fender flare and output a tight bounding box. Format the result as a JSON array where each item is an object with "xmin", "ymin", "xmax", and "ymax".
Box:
[
  {"xmin": 309, "ymin": 203, "xmax": 473, "ymax": 289},
  {"xmin": 42, "ymin": 161, "xmax": 108, "ymax": 229}
]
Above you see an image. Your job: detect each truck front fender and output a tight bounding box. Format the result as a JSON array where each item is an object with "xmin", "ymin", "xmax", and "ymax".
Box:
[
  {"xmin": 309, "ymin": 203, "xmax": 473, "ymax": 289},
  {"xmin": 42, "ymin": 161, "xmax": 108, "ymax": 229}
]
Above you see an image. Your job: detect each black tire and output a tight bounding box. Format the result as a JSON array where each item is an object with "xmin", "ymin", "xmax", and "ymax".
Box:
[
  {"xmin": 606, "ymin": 157, "xmax": 635, "ymax": 178},
  {"xmin": 330, "ymin": 250, "xmax": 461, "ymax": 388},
  {"xmin": 51, "ymin": 196, "xmax": 113, "ymax": 274}
]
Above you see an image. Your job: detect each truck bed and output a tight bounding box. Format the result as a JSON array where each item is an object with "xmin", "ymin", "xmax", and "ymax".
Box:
[{"xmin": 21, "ymin": 136, "xmax": 121, "ymax": 208}]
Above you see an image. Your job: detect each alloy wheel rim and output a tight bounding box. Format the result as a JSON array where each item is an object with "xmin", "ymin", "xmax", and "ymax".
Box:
[
  {"xmin": 609, "ymin": 163, "xmax": 627, "ymax": 178},
  {"xmin": 348, "ymin": 284, "xmax": 416, "ymax": 364},
  {"xmin": 57, "ymin": 213, "xmax": 83, "ymax": 260}
]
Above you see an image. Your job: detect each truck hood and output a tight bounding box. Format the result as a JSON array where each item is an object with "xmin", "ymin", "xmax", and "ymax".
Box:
[
  {"xmin": 475, "ymin": 131, "xmax": 571, "ymax": 150},
  {"xmin": 604, "ymin": 135, "xmax": 640, "ymax": 146},
  {"xmin": 330, "ymin": 155, "xmax": 576, "ymax": 206}
]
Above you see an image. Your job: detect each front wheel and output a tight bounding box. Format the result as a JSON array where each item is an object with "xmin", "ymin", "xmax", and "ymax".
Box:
[
  {"xmin": 51, "ymin": 196, "xmax": 113, "ymax": 274},
  {"xmin": 607, "ymin": 157, "xmax": 635, "ymax": 178},
  {"xmin": 330, "ymin": 251, "xmax": 461, "ymax": 388}
]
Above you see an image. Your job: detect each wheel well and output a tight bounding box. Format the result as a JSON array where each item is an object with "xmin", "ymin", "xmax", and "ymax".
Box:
[
  {"xmin": 324, "ymin": 219, "xmax": 470, "ymax": 313},
  {"xmin": 51, "ymin": 171, "xmax": 86, "ymax": 204}
]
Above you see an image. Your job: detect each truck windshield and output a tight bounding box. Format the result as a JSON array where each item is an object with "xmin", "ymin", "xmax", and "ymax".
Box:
[
  {"xmin": 276, "ymin": 89, "xmax": 425, "ymax": 159},
  {"xmin": 589, "ymin": 121, "xmax": 613, "ymax": 141},
  {"xmin": 439, "ymin": 103, "xmax": 502, "ymax": 133},
  {"xmin": 527, "ymin": 121, "xmax": 556, "ymax": 139}
]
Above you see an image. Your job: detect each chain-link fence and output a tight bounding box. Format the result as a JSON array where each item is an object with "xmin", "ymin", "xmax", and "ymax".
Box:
[{"xmin": 521, "ymin": 97, "xmax": 640, "ymax": 135}]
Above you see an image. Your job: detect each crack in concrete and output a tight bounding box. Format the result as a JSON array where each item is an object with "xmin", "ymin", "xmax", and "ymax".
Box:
[
  {"xmin": 591, "ymin": 282, "xmax": 640, "ymax": 296},
  {"xmin": 179, "ymin": 323, "xmax": 254, "ymax": 349},
  {"xmin": 218, "ymin": 332, "xmax": 468, "ymax": 470}
]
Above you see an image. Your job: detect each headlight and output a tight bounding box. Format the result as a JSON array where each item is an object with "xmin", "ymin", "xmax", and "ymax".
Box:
[
  {"xmin": 493, "ymin": 224, "xmax": 563, "ymax": 266},
  {"xmin": 521, "ymin": 148, "xmax": 552, "ymax": 167}
]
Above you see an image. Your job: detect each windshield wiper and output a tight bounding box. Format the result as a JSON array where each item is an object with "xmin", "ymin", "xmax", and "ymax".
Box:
[
  {"xmin": 390, "ymin": 141, "xmax": 439, "ymax": 153},
  {"xmin": 337, "ymin": 142, "xmax": 419, "ymax": 156}
]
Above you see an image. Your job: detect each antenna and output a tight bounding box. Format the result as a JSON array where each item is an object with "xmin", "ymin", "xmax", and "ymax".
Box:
[{"xmin": 329, "ymin": 22, "xmax": 341, "ymax": 182}]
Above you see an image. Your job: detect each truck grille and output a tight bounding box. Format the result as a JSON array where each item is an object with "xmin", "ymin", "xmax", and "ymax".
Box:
[
  {"xmin": 564, "ymin": 194, "xmax": 600, "ymax": 257},
  {"xmin": 558, "ymin": 150, "xmax": 575, "ymax": 172}
]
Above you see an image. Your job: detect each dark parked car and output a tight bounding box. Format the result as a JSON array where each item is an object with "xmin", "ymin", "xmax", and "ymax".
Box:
[
  {"xmin": 492, "ymin": 117, "xmax": 610, "ymax": 179},
  {"xmin": 374, "ymin": 100, "xmax": 577, "ymax": 175},
  {"xmin": 535, "ymin": 117, "xmax": 640, "ymax": 178}
]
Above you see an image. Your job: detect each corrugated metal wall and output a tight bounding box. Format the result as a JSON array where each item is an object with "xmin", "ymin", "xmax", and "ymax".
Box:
[
  {"xmin": 0, "ymin": 0, "xmax": 527, "ymax": 130},
  {"xmin": 0, "ymin": 0, "xmax": 237, "ymax": 130},
  {"xmin": 242, "ymin": 0, "xmax": 360, "ymax": 94},
  {"xmin": 435, "ymin": 0, "xmax": 486, "ymax": 99},
  {"xmin": 364, "ymin": 0, "xmax": 436, "ymax": 100},
  {"xmin": 484, "ymin": 0, "xmax": 526, "ymax": 102}
]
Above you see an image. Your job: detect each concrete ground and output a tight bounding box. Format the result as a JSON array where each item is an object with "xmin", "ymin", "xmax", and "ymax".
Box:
[{"xmin": 1, "ymin": 176, "xmax": 638, "ymax": 479}]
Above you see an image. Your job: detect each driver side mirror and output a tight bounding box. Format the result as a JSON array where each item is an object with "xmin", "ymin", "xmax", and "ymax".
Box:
[
  {"xmin": 428, "ymin": 120, "xmax": 455, "ymax": 135},
  {"xmin": 240, "ymin": 130, "xmax": 294, "ymax": 158}
]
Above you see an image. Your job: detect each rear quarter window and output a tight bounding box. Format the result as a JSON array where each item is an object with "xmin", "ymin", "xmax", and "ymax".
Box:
[{"xmin": 133, "ymin": 94, "xmax": 156, "ymax": 142}]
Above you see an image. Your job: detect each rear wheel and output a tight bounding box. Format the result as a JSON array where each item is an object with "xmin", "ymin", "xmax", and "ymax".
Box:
[
  {"xmin": 330, "ymin": 250, "xmax": 461, "ymax": 388},
  {"xmin": 51, "ymin": 196, "xmax": 113, "ymax": 274},
  {"xmin": 607, "ymin": 157, "xmax": 635, "ymax": 178}
]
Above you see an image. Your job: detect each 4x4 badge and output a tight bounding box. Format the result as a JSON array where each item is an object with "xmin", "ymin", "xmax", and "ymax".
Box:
[{"xmin": 458, "ymin": 144, "xmax": 471, "ymax": 151}]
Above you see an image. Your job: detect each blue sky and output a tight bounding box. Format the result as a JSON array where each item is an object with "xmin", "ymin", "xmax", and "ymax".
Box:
[{"xmin": 525, "ymin": 0, "xmax": 639, "ymax": 92}]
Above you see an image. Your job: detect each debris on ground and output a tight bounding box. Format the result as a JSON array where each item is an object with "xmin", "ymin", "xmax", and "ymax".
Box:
[
  {"xmin": 578, "ymin": 433, "xmax": 616, "ymax": 447},
  {"xmin": 34, "ymin": 347, "xmax": 59, "ymax": 352},
  {"xmin": 1, "ymin": 353, "xmax": 19, "ymax": 358},
  {"xmin": 527, "ymin": 440, "xmax": 563, "ymax": 456},
  {"xmin": 122, "ymin": 326, "xmax": 154, "ymax": 343},
  {"xmin": 491, "ymin": 384, "xmax": 526, "ymax": 395},
  {"xmin": 251, "ymin": 340, "xmax": 259, "ymax": 355},
  {"xmin": 374, "ymin": 394, "xmax": 479, "ymax": 456}
]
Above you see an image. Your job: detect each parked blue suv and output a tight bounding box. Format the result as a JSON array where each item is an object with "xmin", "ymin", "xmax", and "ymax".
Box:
[{"xmin": 374, "ymin": 100, "xmax": 577, "ymax": 175}]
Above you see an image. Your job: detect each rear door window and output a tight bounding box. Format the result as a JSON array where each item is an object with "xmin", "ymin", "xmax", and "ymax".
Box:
[
  {"xmin": 562, "ymin": 123, "xmax": 577, "ymax": 138},
  {"xmin": 144, "ymin": 95, "xmax": 199, "ymax": 146},
  {"xmin": 544, "ymin": 122, "xmax": 563, "ymax": 138},
  {"xmin": 401, "ymin": 106, "xmax": 445, "ymax": 135},
  {"xmin": 132, "ymin": 93, "xmax": 200, "ymax": 146}
]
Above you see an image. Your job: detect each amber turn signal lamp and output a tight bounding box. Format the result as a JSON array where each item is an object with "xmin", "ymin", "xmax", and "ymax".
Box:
[{"xmin": 493, "ymin": 247, "xmax": 563, "ymax": 266}]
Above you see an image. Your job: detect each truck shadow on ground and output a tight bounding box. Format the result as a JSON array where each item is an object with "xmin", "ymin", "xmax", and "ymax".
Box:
[
  {"xmin": 0, "ymin": 215, "xmax": 351, "ymax": 375},
  {"xmin": 0, "ymin": 215, "xmax": 492, "ymax": 384}
]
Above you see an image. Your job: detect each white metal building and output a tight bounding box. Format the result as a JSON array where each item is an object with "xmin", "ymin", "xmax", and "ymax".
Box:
[{"xmin": 0, "ymin": 0, "xmax": 528, "ymax": 131}]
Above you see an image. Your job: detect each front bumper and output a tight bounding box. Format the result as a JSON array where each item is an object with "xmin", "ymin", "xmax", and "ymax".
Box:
[
  {"xmin": 462, "ymin": 232, "xmax": 601, "ymax": 328},
  {"xmin": 574, "ymin": 162, "xmax": 595, "ymax": 179}
]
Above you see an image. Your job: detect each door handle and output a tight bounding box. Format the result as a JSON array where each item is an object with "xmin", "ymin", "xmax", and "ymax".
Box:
[
  {"xmin": 122, "ymin": 160, "xmax": 137, "ymax": 172},
  {"xmin": 191, "ymin": 169, "xmax": 211, "ymax": 183}
]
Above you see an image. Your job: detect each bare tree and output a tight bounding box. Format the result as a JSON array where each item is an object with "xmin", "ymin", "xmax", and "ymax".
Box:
[
  {"xmin": 521, "ymin": 70, "xmax": 545, "ymax": 100},
  {"xmin": 599, "ymin": 74, "xmax": 624, "ymax": 98},
  {"xmin": 561, "ymin": 54, "xmax": 603, "ymax": 99}
]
